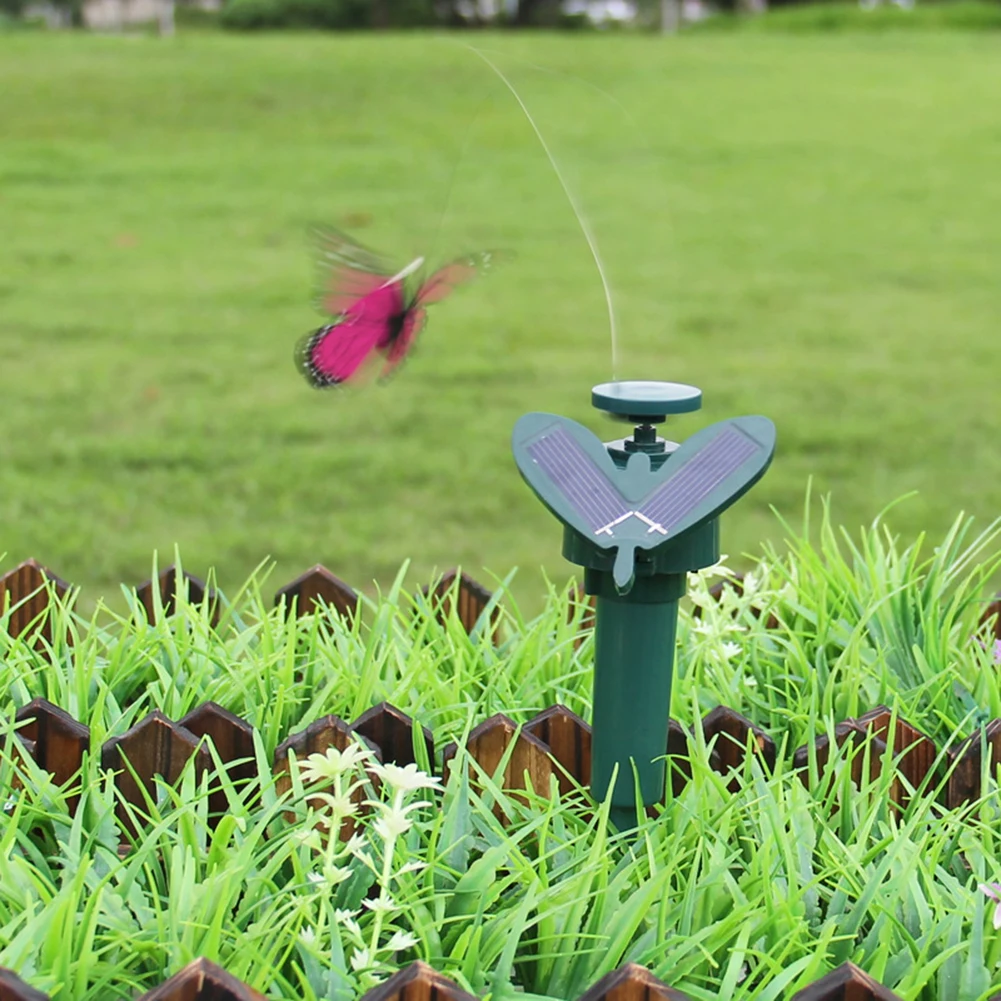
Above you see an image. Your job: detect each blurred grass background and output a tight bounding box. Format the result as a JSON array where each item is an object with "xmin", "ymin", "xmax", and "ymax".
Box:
[{"xmin": 1, "ymin": 29, "xmax": 1000, "ymax": 608}]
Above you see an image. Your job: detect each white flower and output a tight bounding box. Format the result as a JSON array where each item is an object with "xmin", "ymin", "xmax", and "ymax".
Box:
[
  {"xmin": 688, "ymin": 556, "xmax": 734, "ymax": 582},
  {"xmin": 386, "ymin": 930, "xmax": 419, "ymax": 951},
  {"xmin": 349, "ymin": 947, "xmax": 373, "ymax": 971},
  {"xmin": 350, "ymin": 847, "xmax": 377, "ymax": 872},
  {"xmin": 324, "ymin": 863, "xmax": 351, "ymax": 886},
  {"xmin": 368, "ymin": 761, "xmax": 442, "ymax": 794},
  {"xmin": 397, "ymin": 860, "xmax": 427, "ymax": 875},
  {"xmin": 687, "ymin": 589, "xmax": 708, "ymax": 610},
  {"xmin": 721, "ymin": 641, "xmax": 742, "ymax": 661},
  {"xmin": 307, "ymin": 863, "xmax": 350, "ymax": 887},
  {"xmin": 743, "ymin": 674, "xmax": 758, "ymax": 688},
  {"xmin": 363, "ymin": 895, "xmax": 398, "ymax": 915},
  {"xmin": 294, "ymin": 828, "xmax": 322, "ymax": 850},
  {"xmin": 299, "ymin": 927, "xmax": 317, "ymax": 946},
  {"xmin": 343, "ymin": 833, "xmax": 366, "ymax": 855},
  {"xmin": 334, "ymin": 909, "xmax": 363, "ymax": 939},
  {"xmin": 301, "ymin": 743, "xmax": 371, "ymax": 784},
  {"xmin": 308, "ymin": 790, "xmax": 359, "ymax": 817},
  {"xmin": 373, "ymin": 803, "xmax": 422, "ymax": 840}
]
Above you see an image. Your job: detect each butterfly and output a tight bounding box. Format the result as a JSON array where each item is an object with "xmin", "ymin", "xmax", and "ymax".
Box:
[{"xmin": 296, "ymin": 227, "xmax": 500, "ymax": 388}]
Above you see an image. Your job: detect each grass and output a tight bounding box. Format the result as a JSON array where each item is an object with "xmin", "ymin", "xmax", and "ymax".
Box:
[
  {"xmin": 2, "ymin": 30, "xmax": 1001, "ymax": 607},
  {"xmin": 3, "ymin": 512, "xmax": 1001, "ymax": 998}
]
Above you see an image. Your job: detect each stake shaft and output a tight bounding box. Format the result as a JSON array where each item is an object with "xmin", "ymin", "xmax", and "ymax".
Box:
[{"xmin": 590, "ymin": 574, "xmax": 685, "ymax": 830}]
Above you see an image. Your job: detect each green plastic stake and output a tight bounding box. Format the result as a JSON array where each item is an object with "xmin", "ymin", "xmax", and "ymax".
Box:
[{"xmin": 512, "ymin": 381, "xmax": 776, "ymax": 830}]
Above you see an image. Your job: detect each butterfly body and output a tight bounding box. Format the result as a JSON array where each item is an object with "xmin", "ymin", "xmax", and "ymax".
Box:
[{"xmin": 297, "ymin": 231, "xmax": 497, "ymax": 388}]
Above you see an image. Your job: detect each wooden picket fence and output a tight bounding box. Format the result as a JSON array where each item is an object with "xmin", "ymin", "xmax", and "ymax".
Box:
[
  {"xmin": 0, "ymin": 955, "xmax": 940, "ymax": 1001},
  {"xmin": 2, "ymin": 558, "xmax": 1001, "ymax": 1000}
]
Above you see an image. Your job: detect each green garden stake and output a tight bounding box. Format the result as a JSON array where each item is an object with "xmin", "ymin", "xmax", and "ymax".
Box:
[{"xmin": 512, "ymin": 381, "xmax": 776, "ymax": 831}]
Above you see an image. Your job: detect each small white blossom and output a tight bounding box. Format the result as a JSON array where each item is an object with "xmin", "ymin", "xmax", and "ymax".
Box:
[
  {"xmin": 301, "ymin": 744, "xmax": 371, "ymax": 784},
  {"xmin": 386, "ymin": 930, "xmax": 419, "ymax": 951},
  {"xmin": 397, "ymin": 860, "xmax": 427, "ymax": 875},
  {"xmin": 293, "ymin": 828, "xmax": 322, "ymax": 849},
  {"xmin": 363, "ymin": 895, "xmax": 398, "ymax": 915},
  {"xmin": 334, "ymin": 909, "xmax": 363, "ymax": 939},
  {"xmin": 343, "ymin": 833, "xmax": 366, "ymax": 855},
  {"xmin": 350, "ymin": 847, "xmax": 378, "ymax": 872},
  {"xmin": 306, "ymin": 863, "xmax": 350, "ymax": 887},
  {"xmin": 373, "ymin": 804, "xmax": 419, "ymax": 840},
  {"xmin": 721, "ymin": 641, "xmax": 742, "ymax": 661},
  {"xmin": 323, "ymin": 863, "xmax": 352, "ymax": 886},
  {"xmin": 688, "ymin": 555, "xmax": 734, "ymax": 582},
  {"xmin": 368, "ymin": 761, "xmax": 442, "ymax": 794},
  {"xmin": 299, "ymin": 927, "xmax": 317, "ymax": 946},
  {"xmin": 349, "ymin": 947, "xmax": 373, "ymax": 971},
  {"xmin": 308, "ymin": 790, "xmax": 359, "ymax": 817}
]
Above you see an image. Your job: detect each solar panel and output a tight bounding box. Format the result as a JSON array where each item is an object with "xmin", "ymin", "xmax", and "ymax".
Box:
[
  {"xmin": 513, "ymin": 411, "xmax": 775, "ymax": 592},
  {"xmin": 638, "ymin": 426, "xmax": 758, "ymax": 534},
  {"xmin": 527, "ymin": 425, "xmax": 629, "ymax": 535}
]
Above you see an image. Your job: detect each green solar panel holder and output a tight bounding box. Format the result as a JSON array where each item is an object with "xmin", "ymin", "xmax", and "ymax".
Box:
[{"xmin": 512, "ymin": 380, "xmax": 775, "ymax": 833}]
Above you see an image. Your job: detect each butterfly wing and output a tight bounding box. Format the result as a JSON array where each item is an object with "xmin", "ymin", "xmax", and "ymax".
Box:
[
  {"xmin": 312, "ymin": 226, "xmax": 394, "ymax": 317},
  {"xmin": 379, "ymin": 250, "xmax": 504, "ymax": 375},
  {"xmin": 298, "ymin": 282, "xmax": 405, "ymax": 387},
  {"xmin": 416, "ymin": 250, "xmax": 502, "ymax": 306}
]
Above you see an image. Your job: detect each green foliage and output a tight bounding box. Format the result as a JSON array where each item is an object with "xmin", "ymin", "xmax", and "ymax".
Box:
[
  {"xmin": 219, "ymin": 0, "xmax": 288, "ymax": 28},
  {"xmin": 2, "ymin": 511, "xmax": 1001, "ymax": 998},
  {"xmin": 1, "ymin": 502, "xmax": 999, "ymax": 752},
  {"xmin": 220, "ymin": 0, "xmax": 435, "ymax": 30},
  {"xmin": 174, "ymin": 1, "xmax": 223, "ymax": 26}
]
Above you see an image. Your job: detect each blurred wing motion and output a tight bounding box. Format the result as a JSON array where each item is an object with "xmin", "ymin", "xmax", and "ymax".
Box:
[
  {"xmin": 381, "ymin": 251, "xmax": 502, "ymax": 374},
  {"xmin": 297, "ymin": 230, "xmax": 506, "ymax": 389},
  {"xmin": 313, "ymin": 226, "xmax": 394, "ymax": 317},
  {"xmin": 416, "ymin": 251, "xmax": 503, "ymax": 305},
  {"xmin": 382, "ymin": 306, "xmax": 427, "ymax": 374}
]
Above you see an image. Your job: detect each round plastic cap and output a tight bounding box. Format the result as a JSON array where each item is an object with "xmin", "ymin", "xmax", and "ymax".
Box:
[{"xmin": 591, "ymin": 380, "xmax": 702, "ymax": 420}]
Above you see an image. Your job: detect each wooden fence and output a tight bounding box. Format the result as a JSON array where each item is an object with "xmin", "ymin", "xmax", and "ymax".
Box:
[
  {"xmin": 2, "ymin": 559, "xmax": 1001, "ymax": 1000},
  {"xmin": 2, "ymin": 558, "xmax": 1000, "ymax": 813},
  {"xmin": 0, "ymin": 953, "xmax": 953, "ymax": 1001}
]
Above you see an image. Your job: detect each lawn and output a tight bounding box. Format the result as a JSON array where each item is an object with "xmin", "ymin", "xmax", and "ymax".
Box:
[{"xmin": 2, "ymin": 27, "xmax": 1001, "ymax": 608}]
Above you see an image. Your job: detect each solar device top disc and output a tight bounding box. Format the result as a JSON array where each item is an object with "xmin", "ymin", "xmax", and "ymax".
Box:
[{"xmin": 591, "ymin": 381, "xmax": 702, "ymax": 421}]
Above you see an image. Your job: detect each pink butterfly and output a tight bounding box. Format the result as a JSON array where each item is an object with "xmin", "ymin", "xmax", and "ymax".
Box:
[{"xmin": 296, "ymin": 228, "xmax": 499, "ymax": 388}]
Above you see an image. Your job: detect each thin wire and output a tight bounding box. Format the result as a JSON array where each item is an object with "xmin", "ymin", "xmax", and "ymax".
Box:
[{"xmin": 460, "ymin": 42, "xmax": 620, "ymax": 381}]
